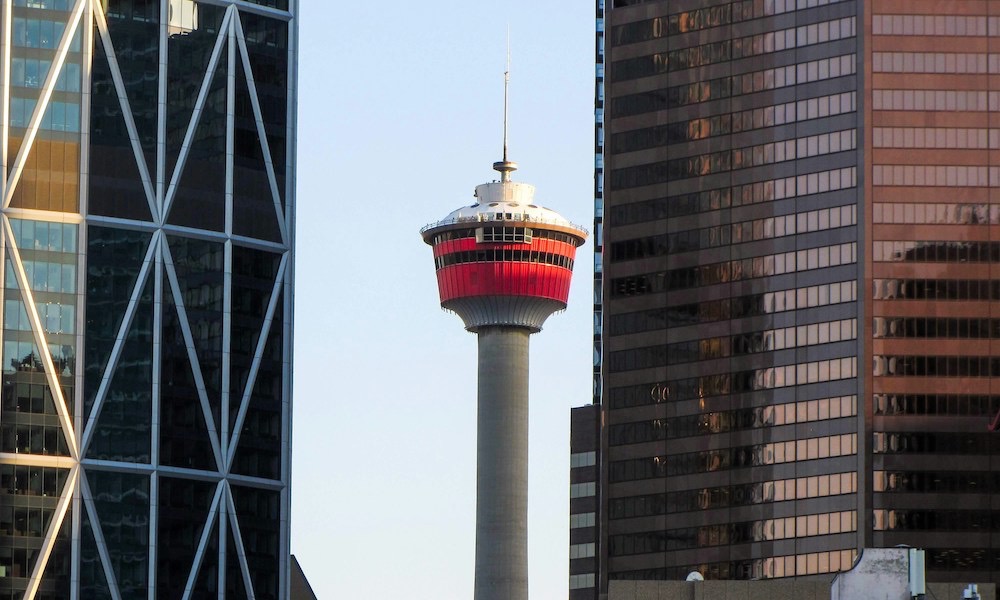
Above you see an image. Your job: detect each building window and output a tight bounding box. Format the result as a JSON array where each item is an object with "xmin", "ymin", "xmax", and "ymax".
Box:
[
  {"xmin": 570, "ymin": 451, "xmax": 597, "ymax": 468},
  {"xmin": 570, "ymin": 512, "xmax": 596, "ymax": 529},
  {"xmin": 570, "ymin": 482, "xmax": 597, "ymax": 498},
  {"xmin": 569, "ymin": 573, "xmax": 596, "ymax": 590},
  {"xmin": 570, "ymin": 543, "xmax": 596, "ymax": 559}
]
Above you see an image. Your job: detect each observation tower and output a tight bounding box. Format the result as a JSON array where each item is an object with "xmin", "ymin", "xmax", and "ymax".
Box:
[{"xmin": 421, "ymin": 153, "xmax": 586, "ymax": 598}]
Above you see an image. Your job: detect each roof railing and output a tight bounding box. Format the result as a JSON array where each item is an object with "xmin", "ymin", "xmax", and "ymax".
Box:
[{"xmin": 421, "ymin": 213, "xmax": 588, "ymax": 236}]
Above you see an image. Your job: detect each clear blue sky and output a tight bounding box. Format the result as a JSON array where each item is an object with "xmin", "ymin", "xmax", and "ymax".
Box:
[{"xmin": 291, "ymin": 2, "xmax": 595, "ymax": 598}]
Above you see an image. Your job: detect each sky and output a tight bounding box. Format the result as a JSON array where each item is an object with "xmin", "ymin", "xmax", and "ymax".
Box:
[{"xmin": 290, "ymin": 2, "xmax": 596, "ymax": 598}]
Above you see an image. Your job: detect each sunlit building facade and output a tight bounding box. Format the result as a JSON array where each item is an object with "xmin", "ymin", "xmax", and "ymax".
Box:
[
  {"xmin": 0, "ymin": 0, "xmax": 297, "ymax": 598},
  {"xmin": 574, "ymin": 0, "xmax": 1000, "ymax": 597}
]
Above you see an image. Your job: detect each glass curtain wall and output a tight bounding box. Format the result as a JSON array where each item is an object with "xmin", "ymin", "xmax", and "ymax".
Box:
[{"xmin": 0, "ymin": 1, "xmax": 297, "ymax": 599}]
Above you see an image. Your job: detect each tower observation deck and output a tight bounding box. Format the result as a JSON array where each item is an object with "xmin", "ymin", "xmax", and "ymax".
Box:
[{"xmin": 421, "ymin": 159, "xmax": 586, "ymax": 600}]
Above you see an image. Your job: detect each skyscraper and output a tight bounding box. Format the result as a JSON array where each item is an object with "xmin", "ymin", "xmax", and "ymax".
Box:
[
  {"xmin": 0, "ymin": 1, "xmax": 297, "ymax": 598},
  {"xmin": 575, "ymin": 0, "xmax": 1000, "ymax": 596},
  {"xmin": 423, "ymin": 148, "xmax": 586, "ymax": 598}
]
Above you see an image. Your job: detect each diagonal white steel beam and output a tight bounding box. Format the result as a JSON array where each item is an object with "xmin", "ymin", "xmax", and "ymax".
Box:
[
  {"xmin": 222, "ymin": 14, "xmax": 236, "ymax": 462},
  {"xmin": 234, "ymin": 15, "xmax": 288, "ymax": 246},
  {"xmin": 225, "ymin": 252, "xmax": 287, "ymax": 469},
  {"xmin": 218, "ymin": 490, "xmax": 228, "ymax": 600},
  {"xmin": 162, "ymin": 6, "xmax": 235, "ymax": 223},
  {"xmin": 225, "ymin": 482, "xmax": 257, "ymax": 600},
  {"xmin": 23, "ymin": 465, "xmax": 80, "ymax": 600},
  {"xmin": 81, "ymin": 471, "xmax": 124, "ymax": 600},
  {"xmin": 181, "ymin": 480, "xmax": 224, "ymax": 600},
  {"xmin": 1, "ymin": 0, "xmax": 12, "ymax": 188},
  {"xmin": 82, "ymin": 231, "xmax": 159, "ymax": 452},
  {"xmin": 162, "ymin": 240, "xmax": 225, "ymax": 473},
  {"xmin": 2, "ymin": 215, "xmax": 79, "ymax": 459},
  {"xmin": 155, "ymin": 0, "xmax": 169, "ymax": 218},
  {"xmin": 93, "ymin": 1, "xmax": 159, "ymax": 221},
  {"xmin": 3, "ymin": 0, "xmax": 86, "ymax": 208}
]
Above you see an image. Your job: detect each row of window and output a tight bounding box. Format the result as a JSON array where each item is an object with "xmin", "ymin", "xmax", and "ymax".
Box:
[
  {"xmin": 873, "ymin": 241, "xmax": 1000, "ymax": 263},
  {"xmin": 873, "ymin": 318, "xmax": 1000, "ymax": 339},
  {"xmin": 873, "ymin": 432, "xmax": 997, "ymax": 455},
  {"xmin": 3, "ymin": 338, "xmax": 74, "ymax": 377},
  {"xmin": 6, "ymin": 259, "xmax": 77, "ymax": 294},
  {"xmin": 611, "ymin": 204, "xmax": 855, "ymax": 262},
  {"xmin": 11, "ymin": 58, "xmax": 80, "ymax": 92},
  {"xmin": 1, "ymin": 423, "xmax": 70, "ymax": 455},
  {"xmin": 429, "ymin": 227, "xmax": 577, "ymax": 246},
  {"xmin": 570, "ymin": 512, "xmax": 596, "ymax": 529},
  {"xmin": 9, "ymin": 96, "xmax": 81, "ymax": 132},
  {"xmin": 570, "ymin": 482, "xmax": 596, "ymax": 498},
  {"xmin": 10, "ymin": 219, "xmax": 78, "ymax": 253},
  {"xmin": 612, "ymin": 17, "xmax": 854, "ymax": 82},
  {"xmin": 15, "ymin": 0, "xmax": 73, "ymax": 9},
  {"xmin": 874, "ymin": 278, "xmax": 1000, "ymax": 302},
  {"xmin": 0, "ymin": 505, "xmax": 56, "ymax": 538},
  {"xmin": 873, "ymin": 127, "xmax": 1000, "ymax": 150},
  {"xmin": 13, "ymin": 17, "xmax": 80, "ymax": 50},
  {"xmin": 609, "ymin": 280, "xmax": 857, "ymax": 335},
  {"xmin": 608, "ymin": 549, "xmax": 857, "ymax": 581},
  {"xmin": 873, "ymin": 14, "xmax": 1000, "ymax": 37},
  {"xmin": 611, "ymin": 53, "xmax": 856, "ymax": 118},
  {"xmin": 610, "ymin": 318, "xmax": 856, "ymax": 371},
  {"xmin": 5, "ymin": 299, "xmax": 75, "ymax": 335},
  {"xmin": 612, "ymin": 91, "xmax": 855, "ymax": 154},
  {"xmin": 480, "ymin": 226, "xmax": 531, "ymax": 243},
  {"xmin": 609, "ymin": 511, "xmax": 857, "ymax": 556},
  {"xmin": 609, "ymin": 433, "xmax": 858, "ymax": 482},
  {"xmin": 611, "ymin": 129, "xmax": 855, "ymax": 188},
  {"xmin": 874, "ymin": 89, "xmax": 1000, "ymax": 112},
  {"xmin": 611, "ymin": 0, "xmax": 848, "ymax": 45},
  {"xmin": 569, "ymin": 542, "xmax": 596, "ymax": 560},
  {"xmin": 609, "ymin": 395, "xmax": 857, "ymax": 446},
  {"xmin": 433, "ymin": 249, "xmax": 574, "ymax": 271},
  {"xmin": 873, "ymin": 52, "xmax": 1000, "ymax": 74},
  {"xmin": 609, "ymin": 472, "xmax": 858, "ymax": 520},
  {"xmin": 874, "ymin": 203, "xmax": 1000, "ymax": 225},
  {"xmin": 873, "ymin": 394, "xmax": 1000, "ymax": 417},
  {"xmin": 0, "ymin": 464, "xmax": 68, "ymax": 497},
  {"xmin": 877, "ymin": 509, "xmax": 1000, "ymax": 533},
  {"xmin": 1, "ymin": 382, "xmax": 63, "ymax": 414},
  {"xmin": 568, "ymin": 573, "xmax": 595, "ymax": 590},
  {"xmin": 609, "ymin": 166, "xmax": 856, "ymax": 226},
  {"xmin": 570, "ymin": 451, "xmax": 596, "ymax": 468},
  {"xmin": 874, "ymin": 355, "xmax": 1000, "ymax": 378},
  {"xmin": 611, "ymin": 242, "xmax": 857, "ymax": 298},
  {"xmin": 874, "ymin": 470, "xmax": 999, "ymax": 494},
  {"xmin": 611, "ymin": 357, "xmax": 858, "ymax": 410}
]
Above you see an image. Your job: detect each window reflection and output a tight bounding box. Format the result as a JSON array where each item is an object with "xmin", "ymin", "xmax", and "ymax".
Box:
[
  {"xmin": 611, "ymin": 281, "xmax": 856, "ymax": 334},
  {"xmin": 609, "ymin": 395, "xmax": 857, "ymax": 444},
  {"xmin": 610, "ymin": 357, "xmax": 857, "ymax": 410},
  {"xmin": 610, "ymin": 434, "xmax": 857, "ymax": 481}
]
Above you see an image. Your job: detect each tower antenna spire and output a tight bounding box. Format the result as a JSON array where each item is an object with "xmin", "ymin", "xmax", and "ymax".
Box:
[
  {"xmin": 494, "ymin": 26, "xmax": 518, "ymax": 182},
  {"xmin": 503, "ymin": 27, "xmax": 510, "ymax": 162}
]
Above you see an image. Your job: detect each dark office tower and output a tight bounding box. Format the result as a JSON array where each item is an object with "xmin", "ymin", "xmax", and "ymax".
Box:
[
  {"xmin": 578, "ymin": 0, "xmax": 864, "ymax": 596},
  {"xmin": 579, "ymin": 0, "xmax": 1000, "ymax": 596},
  {"xmin": 0, "ymin": 1, "xmax": 297, "ymax": 599}
]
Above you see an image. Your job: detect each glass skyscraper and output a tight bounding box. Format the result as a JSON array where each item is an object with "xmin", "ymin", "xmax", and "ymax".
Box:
[
  {"xmin": 0, "ymin": 1, "xmax": 296, "ymax": 598},
  {"xmin": 573, "ymin": 0, "xmax": 1000, "ymax": 597}
]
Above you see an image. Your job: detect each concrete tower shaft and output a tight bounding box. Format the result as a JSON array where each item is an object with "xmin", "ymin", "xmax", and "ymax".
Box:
[{"xmin": 422, "ymin": 162, "xmax": 586, "ymax": 600}]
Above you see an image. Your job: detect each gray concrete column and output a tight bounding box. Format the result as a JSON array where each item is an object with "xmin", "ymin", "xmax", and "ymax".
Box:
[{"xmin": 475, "ymin": 326, "xmax": 531, "ymax": 600}]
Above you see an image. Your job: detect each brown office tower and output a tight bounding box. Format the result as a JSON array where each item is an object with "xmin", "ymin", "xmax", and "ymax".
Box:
[{"xmin": 572, "ymin": 0, "xmax": 1000, "ymax": 597}]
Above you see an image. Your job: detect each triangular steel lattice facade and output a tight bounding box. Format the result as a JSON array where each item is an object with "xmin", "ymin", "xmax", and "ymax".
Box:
[{"xmin": 0, "ymin": 1, "xmax": 297, "ymax": 598}]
